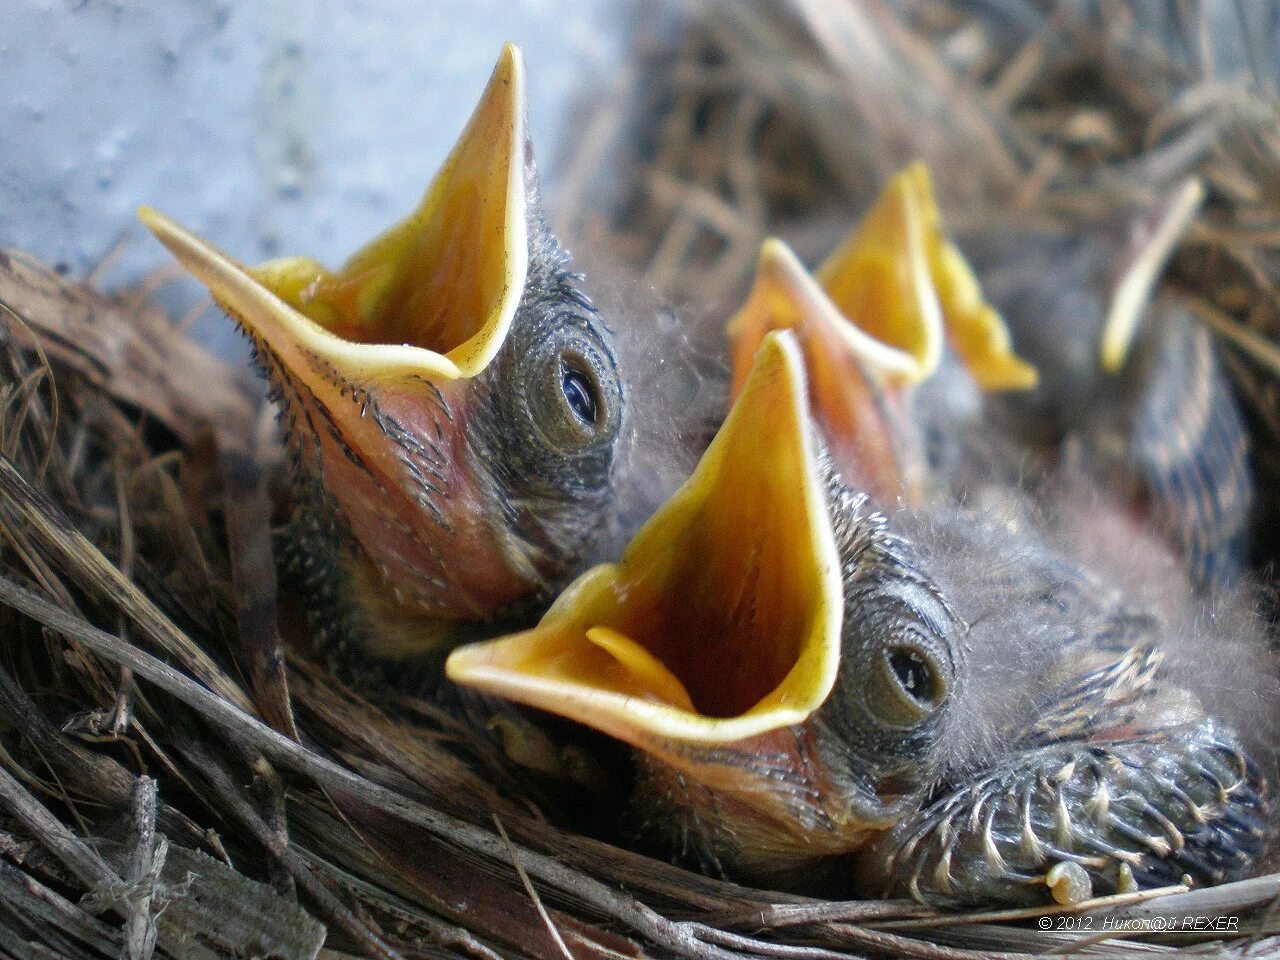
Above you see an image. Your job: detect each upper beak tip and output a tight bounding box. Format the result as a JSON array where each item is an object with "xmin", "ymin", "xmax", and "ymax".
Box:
[
  {"xmin": 136, "ymin": 205, "xmax": 172, "ymax": 237},
  {"xmin": 495, "ymin": 42, "xmax": 525, "ymax": 88},
  {"xmin": 759, "ymin": 236, "xmax": 789, "ymax": 264}
]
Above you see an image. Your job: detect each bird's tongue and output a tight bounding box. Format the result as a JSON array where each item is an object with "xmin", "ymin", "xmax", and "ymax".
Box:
[{"xmin": 446, "ymin": 332, "xmax": 845, "ymax": 758}]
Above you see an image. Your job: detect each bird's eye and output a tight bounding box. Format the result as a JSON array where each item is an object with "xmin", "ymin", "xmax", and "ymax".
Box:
[
  {"xmin": 889, "ymin": 648, "xmax": 932, "ymax": 704},
  {"xmin": 516, "ymin": 320, "xmax": 620, "ymax": 453},
  {"xmin": 865, "ymin": 640, "xmax": 949, "ymax": 728},
  {"xmin": 561, "ymin": 363, "xmax": 598, "ymax": 426}
]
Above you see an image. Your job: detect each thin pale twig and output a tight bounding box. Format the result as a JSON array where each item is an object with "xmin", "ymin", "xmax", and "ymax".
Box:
[
  {"xmin": 122, "ymin": 776, "xmax": 163, "ymax": 960},
  {"xmin": 494, "ymin": 814, "xmax": 576, "ymax": 960}
]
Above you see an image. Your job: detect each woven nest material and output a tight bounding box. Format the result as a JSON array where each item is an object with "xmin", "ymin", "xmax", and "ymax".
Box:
[{"xmin": 0, "ymin": 2, "xmax": 1279, "ymax": 959}]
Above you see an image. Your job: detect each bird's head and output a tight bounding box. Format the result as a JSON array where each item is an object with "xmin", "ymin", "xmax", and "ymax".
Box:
[
  {"xmin": 447, "ymin": 331, "xmax": 963, "ymax": 878},
  {"xmin": 727, "ymin": 163, "xmax": 1035, "ymax": 503},
  {"xmin": 968, "ymin": 177, "xmax": 1204, "ymax": 441},
  {"xmin": 141, "ymin": 45, "xmax": 624, "ymax": 648}
]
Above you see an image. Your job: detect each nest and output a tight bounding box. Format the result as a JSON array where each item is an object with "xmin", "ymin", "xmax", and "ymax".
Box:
[{"xmin": 1, "ymin": 2, "xmax": 1279, "ymax": 958}]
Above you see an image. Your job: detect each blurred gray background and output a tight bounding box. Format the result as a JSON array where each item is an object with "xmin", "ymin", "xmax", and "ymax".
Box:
[{"xmin": 1, "ymin": 0, "xmax": 629, "ymax": 350}]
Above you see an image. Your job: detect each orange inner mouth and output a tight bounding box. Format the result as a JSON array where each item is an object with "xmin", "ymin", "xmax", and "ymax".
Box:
[
  {"xmin": 241, "ymin": 43, "xmax": 529, "ymax": 374},
  {"xmin": 612, "ymin": 517, "xmax": 817, "ymax": 718}
]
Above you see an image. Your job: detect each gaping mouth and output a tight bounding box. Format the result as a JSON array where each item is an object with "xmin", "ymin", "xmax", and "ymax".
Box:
[
  {"xmin": 816, "ymin": 162, "xmax": 1037, "ymax": 391},
  {"xmin": 140, "ymin": 43, "xmax": 530, "ymax": 383},
  {"xmin": 725, "ymin": 164, "xmax": 1036, "ymax": 502},
  {"xmin": 446, "ymin": 331, "xmax": 844, "ymax": 751},
  {"xmin": 729, "ymin": 163, "xmax": 1036, "ymax": 403},
  {"xmin": 727, "ymin": 238, "xmax": 924, "ymax": 502}
]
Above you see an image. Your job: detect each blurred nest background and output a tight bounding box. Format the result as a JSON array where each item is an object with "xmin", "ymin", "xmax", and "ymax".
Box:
[{"xmin": 1, "ymin": 2, "xmax": 1280, "ymax": 958}]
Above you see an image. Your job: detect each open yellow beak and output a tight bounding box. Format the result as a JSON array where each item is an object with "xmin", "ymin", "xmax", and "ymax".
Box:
[
  {"xmin": 729, "ymin": 239, "xmax": 922, "ymax": 501},
  {"xmin": 818, "ymin": 162, "xmax": 1037, "ymax": 392},
  {"xmin": 446, "ymin": 331, "xmax": 843, "ymax": 756},
  {"xmin": 140, "ymin": 42, "xmax": 529, "ymax": 383},
  {"xmin": 729, "ymin": 163, "xmax": 1035, "ymax": 400},
  {"xmin": 726, "ymin": 164, "xmax": 1035, "ymax": 500}
]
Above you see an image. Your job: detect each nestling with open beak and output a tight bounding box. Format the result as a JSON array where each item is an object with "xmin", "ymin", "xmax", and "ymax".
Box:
[
  {"xmin": 448, "ymin": 329, "xmax": 1274, "ymax": 904},
  {"xmin": 141, "ymin": 45, "xmax": 625, "ymax": 667},
  {"xmin": 727, "ymin": 164, "xmax": 1036, "ymax": 507}
]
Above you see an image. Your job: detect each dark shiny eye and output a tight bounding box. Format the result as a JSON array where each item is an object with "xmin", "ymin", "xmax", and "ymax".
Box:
[
  {"xmin": 864, "ymin": 638, "xmax": 949, "ymax": 728},
  {"xmin": 561, "ymin": 363, "xmax": 598, "ymax": 426},
  {"xmin": 889, "ymin": 648, "xmax": 932, "ymax": 704}
]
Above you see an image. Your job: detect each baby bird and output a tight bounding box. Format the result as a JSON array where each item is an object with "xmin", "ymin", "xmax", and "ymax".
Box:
[
  {"xmin": 447, "ymin": 331, "xmax": 1274, "ymax": 905},
  {"xmin": 963, "ymin": 180, "xmax": 1254, "ymax": 587},
  {"xmin": 726, "ymin": 163, "xmax": 1035, "ymax": 508},
  {"xmin": 141, "ymin": 46, "xmax": 625, "ymax": 665}
]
